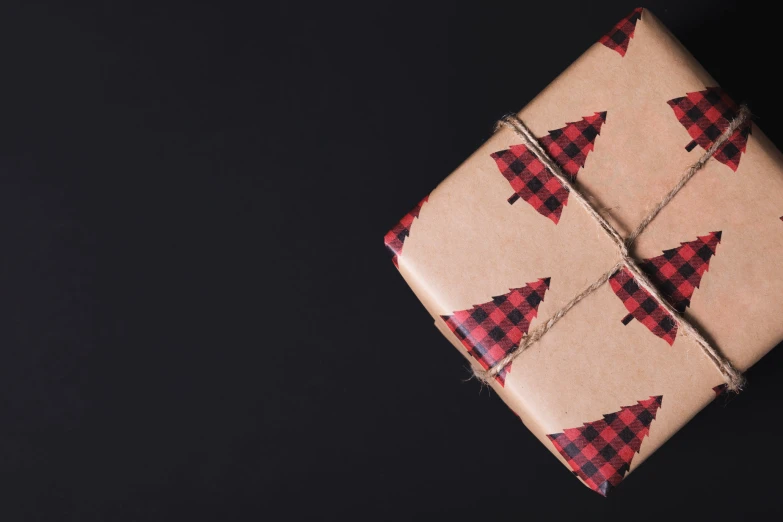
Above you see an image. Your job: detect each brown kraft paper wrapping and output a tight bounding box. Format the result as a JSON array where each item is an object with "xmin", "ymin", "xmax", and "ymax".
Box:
[{"xmin": 383, "ymin": 8, "xmax": 783, "ymax": 496}]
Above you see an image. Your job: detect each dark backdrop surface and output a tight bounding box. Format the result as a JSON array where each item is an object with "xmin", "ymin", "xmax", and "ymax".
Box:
[{"xmin": 1, "ymin": 0, "xmax": 781, "ymax": 520}]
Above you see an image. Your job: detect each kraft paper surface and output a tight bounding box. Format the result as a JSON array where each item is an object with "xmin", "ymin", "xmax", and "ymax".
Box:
[{"xmin": 385, "ymin": 8, "xmax": 783, "ymax": 495}]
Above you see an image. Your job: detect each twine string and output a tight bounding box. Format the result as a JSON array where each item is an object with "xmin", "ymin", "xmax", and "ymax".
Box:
[{"xmin": 476, "ymin": 107, "xmax": 750, "ymax": 392}]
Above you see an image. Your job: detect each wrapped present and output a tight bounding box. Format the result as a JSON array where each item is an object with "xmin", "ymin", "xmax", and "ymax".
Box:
[{"xmin": 384, "ymin": 7, "xmax": 783, "ymax": 496}]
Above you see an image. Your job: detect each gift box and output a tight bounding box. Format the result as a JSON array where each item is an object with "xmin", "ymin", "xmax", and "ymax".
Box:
[{"xmin": 384, "ymin": 7, "xmax": 783, "ymax": 495}]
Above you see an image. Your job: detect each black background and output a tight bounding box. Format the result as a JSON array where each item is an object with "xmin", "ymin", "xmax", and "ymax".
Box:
[{"xmin": 1, "ymin": 0, "xmax": 781, "ymax": 520}]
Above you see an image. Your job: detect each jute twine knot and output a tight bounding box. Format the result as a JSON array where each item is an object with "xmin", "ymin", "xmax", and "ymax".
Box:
[{"xmin": 474, "ymin": 107, "xmax": 751, "ymax": 392}]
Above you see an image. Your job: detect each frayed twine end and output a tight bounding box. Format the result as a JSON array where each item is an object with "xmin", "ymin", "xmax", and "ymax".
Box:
[
  {"xmin": 726, "ymin": 373, "xmax": 747, "ymax": 394},
  {"xmin": 471, "ymin": 367, "xmax": 492, "ymax": 385}
]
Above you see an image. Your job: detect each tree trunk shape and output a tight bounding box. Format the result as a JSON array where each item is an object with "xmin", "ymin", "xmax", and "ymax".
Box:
[
  {"xmin": 491, "ymin": 112, "xmax": 607, "ymax": 224},
  {"xmin": 668, "ymin": 87, "xmax": 751, "ymax": 172},
  {"xmin": 441, "ymin": 278, "xmax": 550, "ymax": 386},
  {"xmin": 548, "ymin": 396, "xmax": 663, "ymax": 496},
  {"xmin": 611, "ymin": 231, "xmax": 722, "ymax": 345}
]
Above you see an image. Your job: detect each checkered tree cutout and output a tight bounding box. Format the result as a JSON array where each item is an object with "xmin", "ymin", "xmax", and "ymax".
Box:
[
  {"xmin": 384, "ymin": 196, "xmax": 428, "ymax": 268},
  {"xmin": 548, "ymin": 396, "xmax": 663, "ymax": 496},
  {"xmin": 599, "ymin": 7, "xmax": 642, "ymax": 57},
  {"xmin": 668, "ymin": 87, "xmax": 751, "ymax": 172},
  {"xmin": 441, "ymin": 278, "xmax": 550, "ymax": 386},
  {"xmin": 491, "ymin": 112, "xmax": 607, "ymax": 224},
  {"xmin": 610, "ymin": 231, "xmax": 722, "ymax": 345}
]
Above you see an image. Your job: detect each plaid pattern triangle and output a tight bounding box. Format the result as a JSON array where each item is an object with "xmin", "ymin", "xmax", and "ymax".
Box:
[
  {"xmin": 384, "ymin": 196, "xmax": 428, "ymax": 268},
  {"xmin": 548, "ymin": 396, "xmax": 663, "ymax": 496},
  {"xmin": 599, "ymin": 7, "xmax": 643, "ymax": 57},
  {"xmin": 441, "ymin": 278, "xmax": 550, "ymax": 386},
  {"xmin": 610, "ymin": 268, "xmax": 678, "ymax": 345},
  {"xmin": 610, "ymin": 232, "xmax": 722, "ymax": 345},
  {"xmin": 638, "ymin": 231, "xmax": 722, "ymax": 313},
  {"xmin": 668, "ymin": 87, "xmax": 751, "ymax": 171},
  {"xmin": 491, "ymin": 112, "xmax": 607, "ymax": 224}
]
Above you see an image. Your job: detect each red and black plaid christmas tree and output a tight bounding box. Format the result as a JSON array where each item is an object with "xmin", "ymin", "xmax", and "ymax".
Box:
[
  {"xmin": 548, "ymin": 396, "xmax": 663, "ymax": 496},
  {"xmin": 599, "ymin": 7, "xmax": 643, "ymax": 57},
  {"xmin": 668, "ymin": 87, "xmax": 751, "ymax": 171},
  {"xmin": 610, "ymin": 231, "xmax": 722, "ymax": 345},
  {"xmin": 491, "ymin": 112, "xmax": 607, "ymax": 224},
  {"xmin": 441, "ymin": 278, "xmax": 550, "ymax": 386},
  {"xmin": 384, "ymin": 196, "xmax": 428, "ymax": 268}
]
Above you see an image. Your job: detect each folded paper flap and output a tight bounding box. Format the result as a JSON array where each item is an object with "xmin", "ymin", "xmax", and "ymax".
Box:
[{"xmin": 386, "ymin": 7, "xmax": 783, "ymax": 494}]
